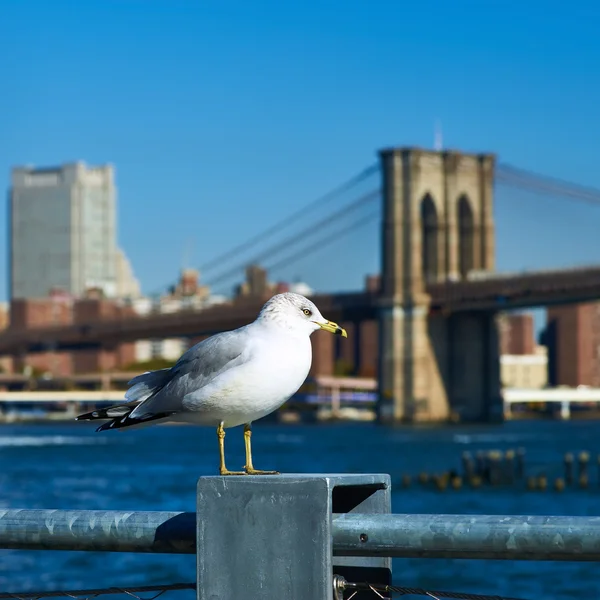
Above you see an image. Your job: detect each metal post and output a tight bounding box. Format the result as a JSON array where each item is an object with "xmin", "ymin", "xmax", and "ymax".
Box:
[{"xmin": 196, "ymin": 473, "xmax": 391, "ymax": 600}]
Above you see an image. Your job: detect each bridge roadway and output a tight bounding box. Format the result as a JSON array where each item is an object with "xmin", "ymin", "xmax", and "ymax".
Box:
[
  {"xmin": 427, "ymin": 265, "xmax": 600, "ymax": 312},
  {"xmin": 0, "ymin": 292, "xmax": 378, "ymax": 354},
  {"xmin": 2, "ymin": 265, "xmax": 600, "ymax": 355}
]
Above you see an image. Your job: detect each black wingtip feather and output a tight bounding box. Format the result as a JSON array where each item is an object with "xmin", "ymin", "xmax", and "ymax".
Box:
[{"xmin": 94, "ymin": 411, "xmax": 177, "ymax": 432}]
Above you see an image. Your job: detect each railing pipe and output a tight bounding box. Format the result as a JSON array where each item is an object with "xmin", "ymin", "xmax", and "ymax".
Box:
[
  {"xmin": 332, "ymin": 513, "xmax": 600, "ymax": 561},
  {"xmin": 3, "ymin": 509, "xmax": 600, "ymax": 562},
  {"xmin": 0, "ymin": 509, "xmax": 195, "ymax": 554}
]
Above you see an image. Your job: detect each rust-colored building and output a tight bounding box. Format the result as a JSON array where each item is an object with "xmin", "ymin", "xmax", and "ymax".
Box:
[
  {"xmin": 0, "ymin": 303, "xmax": 11, "ymax": 374},
  {"xmin": 498, "ymin": 313, "xmax": 535, "ymax": 355},
  {"xmin": 313, "ymin": 320, "xmax": 378, "ymax": 379},
  {"xmin": 544, "ymin": 303, "xmax": 600, "ymax": 387},
  {"xmin": 0, "ymin": 303, "xmax": 9, "ymax": 331},
  {"xmin": 10, "ymin": 296, "xmax": 74, "ymax": 376},
  {"xmin": 72, "ymin": 298, "xmax": 136, "ymax": 374},
  {"xmin": 11, "ymin": 296, "xmax": 73, "ymax": 329},
  {"xmin": 9, "ymin": 295, "xmax": 136, "ymax": 376}
]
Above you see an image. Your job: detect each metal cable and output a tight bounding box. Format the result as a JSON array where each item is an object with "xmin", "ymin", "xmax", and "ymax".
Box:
[
  {"xmin": 145, "ymin": 163, "xmax": 379, "ymax": 298},
  {"xmin": 496, "ymin": 163, "xmax": 600, "ymax": 206},
  {"xmin": 205, "ymin": 190, "xmax": 380, "ymax": 288},
  {"xmin": 199, "ymin": 163, "xmax": 379, "ymax": 273},
  {"xmin": 1, "ymin": 580, "xmax": 528, "ymax": 600},
  {"xmin": 144, "ymin": 159, "xmax": 599, "ymax": 298},
  {"xmin": 264, "ymin": 209, "xmax": 380, "ymax": 275},
  {"xmin": 0, "ymin": 583, "xmax": 194, "ymax": 600},
  {"xmin": 338, "ymin": 579, "xmax": 527, "ymax": 600},
  {"xmin": 386, "ymin": 584, "xmax": 525, "ymax": 600}
]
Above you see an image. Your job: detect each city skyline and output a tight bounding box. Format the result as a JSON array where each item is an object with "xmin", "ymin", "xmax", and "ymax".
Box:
[
  {"xmin": 1, "ymin": 1, "xmax": 599, "ymax": 303},
  {"xmin": 2, "ymin": 147, "xmax": 600, "ymax": 408}
]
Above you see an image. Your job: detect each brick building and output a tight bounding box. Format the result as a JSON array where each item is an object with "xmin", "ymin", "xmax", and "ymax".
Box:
[
  {"xmin": 72, "ymin": 295, "xmax": 136, "ymax": 373},
  {"xmin": 10, "ymin": 293, "xmax": 74, "ymax": 376},
  {"xmin": 0, "ymin": 303, "xmax": 11, "ymax": 373},
  {"xmin": 544, "ymin": 303, "xmax": 600, "ymax": 387},
  {"xmin": 9, "ymin": 292, "xmax": 136, "ymax": 376},
  {"xmin": 498, "ymin": 313, "xmax": 535, "ymax": 355}
]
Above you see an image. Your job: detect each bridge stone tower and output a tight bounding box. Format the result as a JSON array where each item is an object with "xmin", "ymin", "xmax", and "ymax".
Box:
[{"xmin": 377, "ymin": 147, "xmax": 501, "ymax": 422}]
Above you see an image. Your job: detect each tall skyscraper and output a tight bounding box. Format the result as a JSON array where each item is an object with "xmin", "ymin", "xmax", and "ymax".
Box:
[{"xmin": 9, "ymin": 162, "xmax": 118, "ymax": 300}]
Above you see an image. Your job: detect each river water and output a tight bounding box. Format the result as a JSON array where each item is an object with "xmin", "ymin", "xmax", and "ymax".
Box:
[{"xmin": 1, "ymin": 419, "xmax": 599, "ymax": 598}]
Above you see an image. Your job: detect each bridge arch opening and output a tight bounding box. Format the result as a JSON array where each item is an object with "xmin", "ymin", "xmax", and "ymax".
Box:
[
  {"xmin": 421, "ymin": 193, "xmax": 439, "ymax": 283},
  {"xmin": 458, "ymin": 195, "xmax": 475, "ymax": 279}
]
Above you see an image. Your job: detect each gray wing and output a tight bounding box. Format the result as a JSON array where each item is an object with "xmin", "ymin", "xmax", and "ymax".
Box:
[{"xmin": 128, "ymin": 327, "xmax": 251, "ymax": 418}]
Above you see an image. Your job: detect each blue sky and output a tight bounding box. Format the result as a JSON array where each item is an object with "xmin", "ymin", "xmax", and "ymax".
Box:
[{"xmin": 1, "ymin": 0, "xmax": 599, "ymax": 305}]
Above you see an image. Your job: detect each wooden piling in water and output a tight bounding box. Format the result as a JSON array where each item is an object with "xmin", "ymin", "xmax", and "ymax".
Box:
[
  {"xmin": 564, "ymin": 453, "xmax": 574, "ymax": 485},
  {"xmin": 461, "ymin": 451, "xmax": 474, "ymax": 480},
  {"xmin": 537, "ymin": 474, "xmax": 548, "ymax": 491},
  {"xmin": 475, "ymin": 451, "xmax": 485, "ymax": 478},
  {"xmin": 578, "ymin": 451, "xmax": 590, "ymax": 483},
  {"xmin": 516, "ymin": 447, "xmax": 525, "ymax": 479},
  {"xmin": 504, "ymin": 449, "xmax": 515, "ymax": 485},
  {"xmin": 488, "ymin": 451, "xmax": 502, "ymax": 486}
]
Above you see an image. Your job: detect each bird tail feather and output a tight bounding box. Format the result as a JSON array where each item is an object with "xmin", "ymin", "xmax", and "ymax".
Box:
[
  {"xmin": 76, "ymin": 368, "xmax": 174, "ymax": 432},
  {"xmin": 76, "ymin": 402, "xmax": 176, "ymax": 431}
]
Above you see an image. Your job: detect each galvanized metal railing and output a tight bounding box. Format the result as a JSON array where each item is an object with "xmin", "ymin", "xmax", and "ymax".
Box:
[
  {"xmin": 2, "ymin": 508, "xmax": 600, "ymax": 562},
  {"xmin": 2, "ymin": 473, "xmax": 599, "ymax": 599}
]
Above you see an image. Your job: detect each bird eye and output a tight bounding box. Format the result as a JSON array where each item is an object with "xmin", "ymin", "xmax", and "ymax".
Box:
[{"xmin": 303, "ymin": 308, "xmax": 312, "ymax": 316}]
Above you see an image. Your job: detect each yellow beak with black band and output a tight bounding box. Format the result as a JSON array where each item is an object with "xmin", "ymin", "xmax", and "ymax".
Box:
[{"xmin": 315, "ymin": 320, "xmax": 348, "ymax": 337}]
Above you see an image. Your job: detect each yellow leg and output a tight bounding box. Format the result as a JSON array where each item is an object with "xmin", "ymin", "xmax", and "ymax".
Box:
[
  {"xmin": 244, "ymin": 423, "xmax": 279, "ymax": 475},
  {"xmin": 217, "ymin": 422, "xmax": 245, "ymax": 476}
]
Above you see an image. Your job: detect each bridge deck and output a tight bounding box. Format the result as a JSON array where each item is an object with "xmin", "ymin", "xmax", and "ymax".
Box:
[
  {"xmin": 2, "ymin": 266, "xmax": 600, "ymax": 354},
  {"xmin": 427, "ymin": 265, "xmax": 600, "ymax": 312},
  {"xmin": 0, "ymin": 292, "xmax": 378, "ymax": 354}
]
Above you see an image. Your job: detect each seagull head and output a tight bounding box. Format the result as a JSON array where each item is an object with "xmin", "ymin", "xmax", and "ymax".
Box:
[{"xmin": 258, "ymin": 292, "xmax": 348, "ymax": 338}]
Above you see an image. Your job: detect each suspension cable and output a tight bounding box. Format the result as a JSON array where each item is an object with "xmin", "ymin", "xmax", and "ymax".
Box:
[
  {"xmin": 264, "ymin": 209, "xmax": 380, "ymax": 276},
  {"xmin": 497, "ymin": 163, "xmax": 600, "ymax": 206},
  {"xmin": 199, "ymin": 163, "xmax": 379, "ymax": 273},
  {"xmin": 205, "ymin": 190, "xmax": 380, "ymax": 288}
]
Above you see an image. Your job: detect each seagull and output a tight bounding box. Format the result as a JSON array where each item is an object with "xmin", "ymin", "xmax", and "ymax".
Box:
[{"xmin": 76, "ymin": 292, "xmax": 347, "ymax": 475}]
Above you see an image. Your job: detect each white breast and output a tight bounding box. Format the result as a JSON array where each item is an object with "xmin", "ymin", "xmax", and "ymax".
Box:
[{"xmin": 181, "ymin": 326, "xmax": 313, "ymax": 428}]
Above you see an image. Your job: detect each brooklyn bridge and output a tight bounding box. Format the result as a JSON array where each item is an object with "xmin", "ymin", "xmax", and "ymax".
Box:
[{"xmin": 3, "ymin": 147, "xmax": 600, "ymax": 423}]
